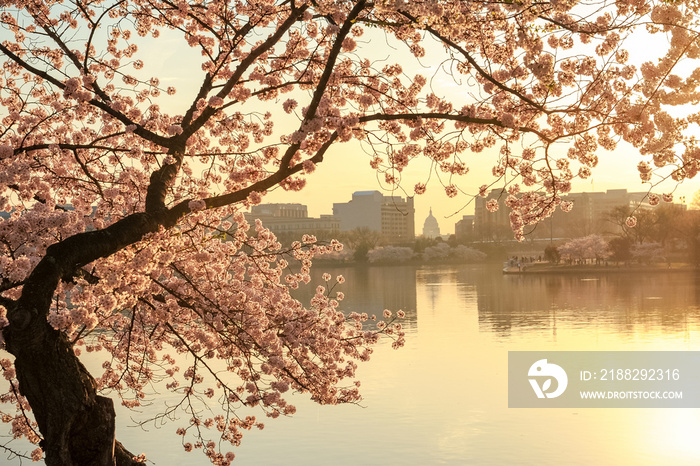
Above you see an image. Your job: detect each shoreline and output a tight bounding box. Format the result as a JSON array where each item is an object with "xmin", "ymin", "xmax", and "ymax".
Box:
[{"xmin": 503, "ymin": 264, "xmax": 699, "ymax": 274}]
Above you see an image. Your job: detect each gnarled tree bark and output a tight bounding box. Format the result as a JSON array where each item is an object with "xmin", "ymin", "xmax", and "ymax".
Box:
[{"xmin": 3, "ymin": 212, "xmax": 168, "ymax": 465}]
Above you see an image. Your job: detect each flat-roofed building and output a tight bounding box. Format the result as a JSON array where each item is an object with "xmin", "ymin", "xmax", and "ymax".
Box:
[
  {"xmin": 455, "ymin": 215, "xmax": 475, "ymax": 241},
  {"xmin": 473, "ymin": 189, "xmax": 685, "ymax": 240},
  {"xmin": 333, "ymin": 191, "xmax": 415, "ymax": 243},
  {"xmin": 245, "ymin": 203, "xmax": 339, "ymax": 242}
]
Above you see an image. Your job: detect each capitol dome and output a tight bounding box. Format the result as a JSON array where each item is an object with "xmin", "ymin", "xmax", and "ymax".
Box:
[{"xmin": 422, "ymin": 208, "xmax": 441, "ymax": 239}]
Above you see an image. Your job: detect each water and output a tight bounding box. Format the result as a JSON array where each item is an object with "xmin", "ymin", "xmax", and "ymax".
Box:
[{"xmin": 11, "ymin": 264, "xmax": 700, "ymax": 464}]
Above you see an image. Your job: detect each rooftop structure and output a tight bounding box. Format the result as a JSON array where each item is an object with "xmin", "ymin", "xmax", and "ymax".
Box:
[
  {"xmin": 245, "ymin": 203, "xmax": 339, "ymax": 242},
  {"xmin": 473, "ymin": 188, "xmax": 686, "ymax": 240},
  {"xmin": 333, "ymin": 190, "xmax": 415, "ymax": 243},
  {"xmin": 422, "ymin": 208, "xmax": 441, "ymax": 239}
]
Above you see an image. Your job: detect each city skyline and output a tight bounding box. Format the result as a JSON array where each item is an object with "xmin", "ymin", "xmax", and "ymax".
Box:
[
  {"xmin": 259, "ymin": 180, "xmax": 696, "ymax": 238},
  {"xmin": 261, "ymin": 146, "xmax": 700, "ymax": 237},
  {"xmin": 141, "ymin": 24, "xmax": 700, "ymax": 238},
  {"xmin": 61, "ymin": 15, "xmax": 700, "ymax": 240}
]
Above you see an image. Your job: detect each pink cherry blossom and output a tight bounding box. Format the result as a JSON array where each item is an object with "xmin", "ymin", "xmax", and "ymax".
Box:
[
  {"xmin": 0, "ymin": 0, "xmax": 697, "ymax": 463},
  {"xmin": 188, "ymin": 199, "xmax": 207, "ymax": 212},
  {"xmin": 208, "ymin": 96, "xmax": 225, "ymax": 108},
  {"xmin": 283, "ymin": 99, "xmax": 298, "ymax": 114},
  {"xmin": 167, "ymin": 124, "xmax": 183, "ymax": 136},
  {"xmin": 0, "ymin": 145, "xmax": 13, "ymax": 159}
]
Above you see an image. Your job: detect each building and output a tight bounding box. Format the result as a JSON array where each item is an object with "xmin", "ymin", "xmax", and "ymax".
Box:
[
  {"xmin": 455, "ymin": 215, "xmax": 475, "ymax": 241},
  {"xmin": 244, "ymin": 203, "xmax": 339, "ymax": 241},
  {"xmin": 473, "ymin": 188, "xmax": 685, "ymax": 240},
  {"xmin": 422, "ymin": 208, "xmax": 441, "ymax": 238},
  {"xmin": 332, "ymin": 190, "xmax": 415, "ymax": 243},
  {"xmin": 474, "ymin": 190, "xmax": 514, "ymax": 240}
]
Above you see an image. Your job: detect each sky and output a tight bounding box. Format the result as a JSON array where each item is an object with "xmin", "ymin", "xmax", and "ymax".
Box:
[
  {"xmin": 146, "ymin": 9, "xmax": 700, "ymax": 236},
  {"xmin": 3, "ymin": 3, "xmax": 699, "ymax": 235},
  {"xmin": 259, "ymin": 142, "xmax": 700, "ymax": 236}
]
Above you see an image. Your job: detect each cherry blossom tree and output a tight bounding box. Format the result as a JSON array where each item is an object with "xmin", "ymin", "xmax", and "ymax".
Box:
[
  {"xmin": 558, "ymin": 234, "xmax": 611, "ymax": 263},
  {"xmin": 0, "ymin": 0, "xmax": 699, "ymax": 464},
  {"xmin": 421, "ymin": 243, "xmax": 486, "ymax": 262},
  {"xmin": 339, "ymin": 227, "xmax": 382, "ymax": 263},
  {"xmin": 367, "ymin": 245, "xmax": 415, "ymax": 263}
]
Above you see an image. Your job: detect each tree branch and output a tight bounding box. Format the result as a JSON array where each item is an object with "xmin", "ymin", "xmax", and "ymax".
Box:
[
  {"xmin": 183, "ymin": 3, "xmax": 310, "ymax": 137},
  {"xmin": 0, "ymin": 43, "xmax": 170, "ymax": 149},
  {"xmin": 359, "ymin": 112, "xmax": 553, "ymax": 143}
]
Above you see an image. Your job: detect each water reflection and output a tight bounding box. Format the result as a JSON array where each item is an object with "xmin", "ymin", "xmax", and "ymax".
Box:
[
  {"xmin": 291, "ymin": 265, "xmax": 418, "ymax": 330},
  {"xmin": 280, "ymin": 263, "xmax": 700, "ymax": 466},
  {"xmin": 87, "ymin": 264, "xmax": 700, "ymax": 465},
  {"xmin": 474, "ymin": 266, "xmax": 700, "ymax": 340}
]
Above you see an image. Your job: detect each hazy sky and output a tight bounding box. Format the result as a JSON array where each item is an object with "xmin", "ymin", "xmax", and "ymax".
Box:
[
  {"xmin": 261, "ymin": 139, "xmax": 700, "ymax": 236},
  {"xmin": 146, "ymin": 13, "xmax": 700, "ymax": 236},
  {"xmin": 257, "ymin": 25, "xmax": 700, "ymax": 236}
]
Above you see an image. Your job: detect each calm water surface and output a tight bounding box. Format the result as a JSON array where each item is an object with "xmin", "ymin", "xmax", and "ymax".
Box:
[{"xmin": 107, "ymin": 265, "xmax": 700, "ymax": 464}]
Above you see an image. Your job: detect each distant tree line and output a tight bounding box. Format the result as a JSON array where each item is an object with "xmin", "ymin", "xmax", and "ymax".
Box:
[
  {"xmin": 304, "ymin": 228, "xmax": 487, "ymax": 264},
  {"xmin": 546, "ymin": 204, "xmax": 700, "ymax": 266}
]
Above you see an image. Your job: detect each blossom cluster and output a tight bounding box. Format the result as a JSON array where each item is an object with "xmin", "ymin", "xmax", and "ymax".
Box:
[
  {"xmin": 1, "ymin": 0, "xmax": 699, "ymax": 462},
  {"xmin": 4, "ymin": 209, "xmax": 400, "ymax": 462}
]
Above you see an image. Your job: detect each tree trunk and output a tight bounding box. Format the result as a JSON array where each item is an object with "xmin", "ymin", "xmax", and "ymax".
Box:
[
  {"xmin": 2, "ymin": 213, "xmax": 168, "ymax": 464},
  {"xmin": 6, "ymin": 307, "xmax": 141, "ymax": 465}
]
